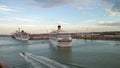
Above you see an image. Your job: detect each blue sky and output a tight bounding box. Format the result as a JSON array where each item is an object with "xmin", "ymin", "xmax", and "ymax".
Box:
[{"xmin": 0, "ymin": 0, "xmax": 120, "ymax": 34}]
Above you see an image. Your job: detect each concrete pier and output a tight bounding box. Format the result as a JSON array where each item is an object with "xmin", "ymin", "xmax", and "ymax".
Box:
[
  {"xmin": 72, "ymin": 31, "xmax": 120, "ymax": 40},
  {"xmin": 9, "ymin": 31, "xmax": 120, "ymax": 40},
  {"xmin": 29, "ymin": 34, "xmax": 49, "ymax": 40}
]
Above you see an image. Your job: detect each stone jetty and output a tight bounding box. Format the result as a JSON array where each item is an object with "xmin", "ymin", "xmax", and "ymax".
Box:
[{"xmin": 28, "ymin": 31, "xmax": 120, "ymax": 40}]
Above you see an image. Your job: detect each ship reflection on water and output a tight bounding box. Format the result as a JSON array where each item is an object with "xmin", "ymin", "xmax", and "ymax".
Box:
[
  {"xmin": 49, "ymin": 41, "xmax": 72, "ymax": 47},
  {"xmin": 48, "ymin": 45, "xmax": 84, "ymax": 68},
  {"xmin": 49, "ymin": 45, "xmax": 72, "ymax": 62}
]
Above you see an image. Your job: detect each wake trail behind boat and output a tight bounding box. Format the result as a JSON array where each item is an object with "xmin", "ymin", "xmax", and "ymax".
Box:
[{"xmin": 20, "ymin": 52, "xmax": 69, "ymax": 68}]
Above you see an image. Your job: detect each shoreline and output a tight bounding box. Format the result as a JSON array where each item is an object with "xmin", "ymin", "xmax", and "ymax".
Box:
[{"xmin": 1, "ymin": 31, "xmax": 120, "ymax": 41}]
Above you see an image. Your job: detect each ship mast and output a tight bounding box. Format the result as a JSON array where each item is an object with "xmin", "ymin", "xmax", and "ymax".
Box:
[{"xmin": 18, "ymin": 28, "xmax": 20, "ymax": 32}]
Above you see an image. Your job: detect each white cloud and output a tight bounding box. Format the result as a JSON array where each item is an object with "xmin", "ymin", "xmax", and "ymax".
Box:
[
  {"xmin": 57, "ymin": 21, "xmax": 69, "ymax": 25},
  {"xmin": 101, "ymin": 0, "xmax": 120, "ymax": 16},
  {"xmin": 14, "ymin": 0, "xmax": 92, "ymax": 8},
  {"xmin": 0, "ymin": 16, "xmax": 38, "ymax": 25},
  {"xmin": 13, "ymin": 17, "xmax": 37, "ymax": 22},
  {"xmin": 101, "ymin": 0, "xmax": 120, "ymax": 12},
  {"xmin": 97, "ymin": 21, "xmax": 120, "ymax": 26},
  {"xmin": 16, "ymin": 0, "xmax": 78, "ymax": 8},
  {"xmin": 0, "ymin": 24, "xmax": 55, "ymax": 34},
  {"xmin": 104, "ymin": 8, "xmax": 119, "ymax": 16},
  {"xmin": 74, "ymin": 6, "xmax": 93, "ymax": 10},
  {"xmin": 81, "ymin": 19, "xmax": 96, "ymax": 23},
  {"xmin": 98, "ymin": 21, "xmax": 113, "ymax": 25},
  {"xmin": 0, "ymin": 5, "xmax": 18, "ymax": 13}
]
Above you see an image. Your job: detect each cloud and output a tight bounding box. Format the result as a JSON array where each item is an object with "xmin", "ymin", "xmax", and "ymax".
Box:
[
  {"xmin": 97, "ymin": 21, "xmax": 120, "ymax": 26},
  {"xmin": 0, "ymin": 5, "xmax": 18, "ymax": 13},
  {"xmin": 102, "ymin": 0, "xmax": 120, "ymax": 16},
  {"xmin": 75, "ymin": 6, "xmax": 94, "ymax": 10},
  {"xmin": 0, "ymin": 16, "xmax": 38, "ymax": 25},
  {"xmin": 12, "ymin": 17, "xmax": 36, "ymax": 22},
  {"xmin": 57, "ymin": 21, "xmax": 69, "ymax": 25},
  {"xmin": 103, "ymin": 0, "xmax": 120, "ymax": 12},
  {"xmin": 104, "ymin": 8, "xmax": 119, "ymax": 16},
  {"xmin": 17, "ymin": 0, "xmax": 92, "ymax": 8},
  {"xmin": 0, "ymin": 24, "xmax": 37, "ymax": 34},
  {"xmin": 17, "ymin": 0, "xmax": 77, "ymax": 8}
]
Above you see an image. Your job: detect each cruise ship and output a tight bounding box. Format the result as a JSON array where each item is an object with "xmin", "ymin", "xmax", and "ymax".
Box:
[
  {"xmin": 49, "ymin": 25, "xmax": 72, "ymax": 47},
  {"xmin": 12, "ymin": 28, "xmax": 30, "ymax": 41}
]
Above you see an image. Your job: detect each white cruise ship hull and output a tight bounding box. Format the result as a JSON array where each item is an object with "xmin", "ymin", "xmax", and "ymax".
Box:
[
  {"xmin": 49, "ymin": 38, "xmax": 72, "ymax": 47},
  {"xmin": 49, "ymin": 25, "xmax": 72, "ymax": 47},
  {"xmin": 15, "ymin": 36, "xmax": 29, "ymax": 41},
  {"xmin": 15, "ymin": 38, "xmax": 29, "ymax": 41},
  {"xmin": 12, "ymin": 28, "xmax": 30, "ymax": 41}
]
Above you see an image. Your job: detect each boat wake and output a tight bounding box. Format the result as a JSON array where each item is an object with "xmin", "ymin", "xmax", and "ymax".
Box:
[{"xmin": 20, "ymin": 52, "xmax": 69, "ymax": 68}]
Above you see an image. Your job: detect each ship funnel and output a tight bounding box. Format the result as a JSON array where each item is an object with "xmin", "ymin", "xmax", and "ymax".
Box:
[{"xmin": 58, "ymin": 25, "xmax": 61, "ymax": 31}]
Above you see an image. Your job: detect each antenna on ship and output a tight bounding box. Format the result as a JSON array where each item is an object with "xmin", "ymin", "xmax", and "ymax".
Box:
[{"xmin": 18, "ymin": 28, "xmax": 20, "ymax": 32}]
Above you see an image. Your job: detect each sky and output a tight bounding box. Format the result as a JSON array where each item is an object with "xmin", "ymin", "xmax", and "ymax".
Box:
[{"xmin": 0, "ymin": 0, "xmax": 120, "ymax": 34}]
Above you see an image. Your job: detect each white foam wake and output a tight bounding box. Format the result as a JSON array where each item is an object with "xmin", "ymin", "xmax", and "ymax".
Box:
[{"xmin": 20, "ymin": 52, "xmax": 69, "ymax": 68}]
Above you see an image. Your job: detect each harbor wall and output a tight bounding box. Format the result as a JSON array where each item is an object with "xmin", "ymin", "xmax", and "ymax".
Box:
[
  {"xmin": 29, "ymin": 34, "xmax": 49, "ymax": 40},
  {"xmin": 28, "ymin": 31, "xmax": 120, "ymax": 40},
  {"xmin": 3, "ymin": 31, "xmax": 119, "ymax": 40}
]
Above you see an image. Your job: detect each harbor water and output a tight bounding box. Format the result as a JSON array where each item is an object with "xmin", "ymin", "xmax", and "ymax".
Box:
[{"xmin": 0, "ymin": 37, "xmax": 120, "ymax": 68}]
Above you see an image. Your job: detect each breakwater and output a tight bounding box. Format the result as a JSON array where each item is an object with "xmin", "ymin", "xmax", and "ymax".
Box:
[
  {"xmin": 72, "ymin": 31, "xmax": 120, "ymax": 40},
  {"xmin": 3, "ymin": 31, "xmax": 119, "ymax": 40},
  {"xmin": 28, "ymin": 31, "xmax": 120, "ymax": 40},
  {"xmin": 29, "ymin": 34, "xmax": 49, "ymax": 40}
]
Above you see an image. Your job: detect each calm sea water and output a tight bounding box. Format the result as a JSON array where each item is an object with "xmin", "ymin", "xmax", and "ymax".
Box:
[{"xmin": 0, "ymin": 37, "xmax": 120, "ymax": 68}]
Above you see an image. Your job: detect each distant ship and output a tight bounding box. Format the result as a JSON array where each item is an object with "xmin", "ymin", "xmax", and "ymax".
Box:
[
  {"xmin": 49, "ymin": 25, "xmax": 72, "ymax": 47},
  {"xmin": 12, "ymin": 28, "xmax": 30, "ymax": 41}
]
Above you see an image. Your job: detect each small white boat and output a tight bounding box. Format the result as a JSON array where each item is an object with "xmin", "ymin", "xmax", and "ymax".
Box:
[{"xmin": 49, "ymin": 25, "xmax": 72, "ymax": 47}]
